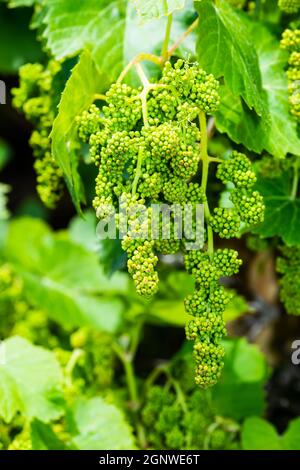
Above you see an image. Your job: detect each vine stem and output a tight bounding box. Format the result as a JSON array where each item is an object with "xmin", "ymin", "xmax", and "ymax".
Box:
[
  {"xmin": 112, "ymin": 338, "xmax": 147, "ymax": 449},
  {"xmin": 167, "ymin": 17, "xmax": 199, "ymax": 59},
  {"xmin": 117, "ymin": 53, "xmax": 162, "ymax": 83},
  {"xmin": 291, "ymin": 159, "xmax": 299, "ymax": 200},
  {"xmin": 199, "ymin": 111, "xmax": 214, "ymax": 259},
  {"xmin": 161, "ymin": 14, "xmax": 173, "ymax": 63},
  {"xmin": 93, "ymin": 93, "xmax": 107, "ymax": 101},
  {"xmin": 113, "ymin": 342, "xmax": 138, "ymax": 403}
]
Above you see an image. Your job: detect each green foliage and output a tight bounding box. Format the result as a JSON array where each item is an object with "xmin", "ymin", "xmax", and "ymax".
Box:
[
  {"xmin": 133, "ymin": 0, "xmax": 186, "ymax": 21},
  {"xmin": 5, "ymin": 217, "xmax": 127, "ymax": 332},
  {"xmin": 41, "ymin": 0, "xmax": 127, "ymax": 77},
  {"xmin": 51, "ymin": 51, "xmax": 105, "ymax": 211},
  {"xmin": 242, "ymin": 417, "xmax": 300, "ymax": 450},
  {"xmin": 254, "ymin": 170, "xmax": 300, "ymax": 245},
  {"xmin": 0, "ymin": 336, "xmax": 64, "ymax": 423},
  {"xmin": 69, "ymin": 397, "xmax": 136, "ymax": 450},
  {"xmin": 215, "ymin": 19, "xmax": 300, "ymax": 158},
  {"xmin": 195, "ymin": 0, "xmax": 265, "ymax": 115},
  {"xmin": 212, "ymin": 338, "xmax": 268, "ymax": 420}
]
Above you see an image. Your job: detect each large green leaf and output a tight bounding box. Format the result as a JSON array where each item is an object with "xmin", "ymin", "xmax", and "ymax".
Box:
[
  {"xmin": 0, "ymin": 5, "xmax": 42, "ymax": 74},
  {"xmin": 70, "ymin": 397, "xmax": 136, "ymax": 450},
  {"xmin": 133, "ymin": 0, "xmax": 185, "ymax": 21},
  {"xmin": 242, "ymin": 417, "xmax": 300, "ymax": 450},
  {"xmin": 5, "ymin": 217, "xmax": 127, "ymax": 332},
  {"xmin": 42, "ymin": 0, "xmax": 127, "ymax": 76},
  {"xmin": 242, "ymin": 417, "xmax": 282, "ymax": 450},
  {"xmin": 195, "ymin": 0, "xmax": 265, "ymax": 116},
  {"xmin": 253, "ymin": 172, "xmax": 300, "ymax": 246},
  {"xmin": 31, "ymin": 419, "xmax": 68, "ymax": 450},
  {"xmin": 51, "ymin": 51, "xmax": 104, "ymax": 211},
  {"xmin": 215, "ymin": 19, "xmax": 300, "ymax": 157},
  {"xmin": 0, "ymin": 336, "xmax": 63, "ymax": 423},
  {"xmin": 212, "ymin": 338, "xmax": 268, "ymax": 420},
  {"xmin": 283, "ymin": 418, "xmax": 300, "ymax": 450}
]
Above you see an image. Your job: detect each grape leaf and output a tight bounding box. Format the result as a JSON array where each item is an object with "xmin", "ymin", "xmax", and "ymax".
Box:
[
  {"xmin": 195, "ymin": 0, "xmax": 265, "ymax": 116},
  {"xmin": 215, "ymin": 18, "xmax": 300, "ymax": 157},
  {"xmin": 42, "ymin": 0, "xmax": 127, "ymax": 78},
  {"xmin": 283, "ymin": 418, "xmax": 300, "ymax": 450},
  {"xmin": 51, "ymin": 50, "xmax": 104, "ymax": 211},
  {"xmin": 0, "ymin": 5, "xmax": 42, "ymax": 74},
  {"xmin": 253, "ymin": 172, "xmax": 300, "ymax": 246},
  {"xmin": 5, "ymin": 217, "xmax": 127, "ymax": 332},
  {"xmin": 0, "ymin": 336, "xmax": 64, "ymax": 423},
  {"xmin": 242, "ymin": 417, "xmax": 281, "ymax": 450},
  {"xmin": 212, "ymin": 338, "xmax": 268, "ymax": 420},
  {"xmin": 133, "ymin": 0, "xmax": 185, "ymax": 21},
  {"xmin": 242, "ymin": 417, "xmax": 300, "ymax": 450},
  {"xmin": 70, "ymin": 397, "xmax": 136, "ymax": 450},
  {"xmin": 31, "ymin": 420, "xmax": 68, "ymax": 450}
]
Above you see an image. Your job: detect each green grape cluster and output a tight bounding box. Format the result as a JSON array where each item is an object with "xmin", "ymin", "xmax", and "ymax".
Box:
[
  {"xmin": 12, "ymin": 61, "xmax": 64, "ymax": 208},
  {"xmin": 77, "ymin": 60, "xmax": 264, "ymax": 388},
  {"xmin": 278, "ymin": 0, "xmax": 300, "ymax": 13},
  {"xmin": 183, "ymin": 151, "xmax": 263, "ymax": 388},
  {"xmin": 277, "ymin": 246, "xmax": 300, "ymax": 315},
  {"xmin": 141, "ymin": 384, "xmax": 239, "ymax": 450},
  {"xmin": 70, "ymin": 328, "xmax": 115, "ymax": 390},
  {"xmin": 0, "ymin": 263, "xmax": 61, "ymax": 347},
  {"xmin": 281, "ymin": 29, "xmax": 300, "ymax": 120},
  {"xmin": 76, "ymin": 60, "xmax": 219, "ymax": 300}
]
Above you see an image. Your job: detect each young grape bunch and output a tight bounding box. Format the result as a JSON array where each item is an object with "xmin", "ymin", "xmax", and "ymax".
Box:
[
  {"xmin": 278, "ymin": 0, "xmax": 300, "ymax": 13},
  {"xmin": 281, "ymin": 29, "xmax": 300, "ymax": 121},
  {"xmin": 12, "ymin": 61, "xmax": 64, "ymax": 208},
  {"xmin": 76, "ymin": 59, "xmax": 264, "ymax": 388}
]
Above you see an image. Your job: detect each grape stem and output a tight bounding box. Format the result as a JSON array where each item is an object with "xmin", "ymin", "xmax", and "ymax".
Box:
[
  {"xmin": 291, "ymin": 158, "xmax": 299, "ymax": 200},
  {"xmin": 199, "ymin": 111, "xmax": 214, "ymax": 259},
  {"xmin": 117, "ymin": 16, "xmax": 198, "ymax": 84},
  {"xmin": 161, "ymin": 14, "xmax": 173, "ymax": 63},
  {"xmin": 93, "ymin": 93, "xmax": 107, "ymax": 101},
  {"xmin": 112, "ymin": 330, "xmax": 147, "ymax": 449},
  {"xmin": 166, "ymin": 17, "xmax": 199, "ymax": 59},
  {"xmin": 117, "ymin": 53, "xmax": 162, "ymax": 83}
]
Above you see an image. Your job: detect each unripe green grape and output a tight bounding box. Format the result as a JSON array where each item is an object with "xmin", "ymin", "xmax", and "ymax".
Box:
[
  {"xmin": 213, "ymin": 248, "xmax": 242, "ymax": 277},
  {"xmin": 217, "ymin": 151, "xmax": 256, "ymax": 189},
  {"xmin": 184, "ymin": 288, "xmax": 209, "ymax": 317},
  {"xmin": 209, "ymin": 207, "xmax": 240, "ymax": 238},
  {"xmin": 231, "ymin": 189, "xmax": 265, "ymax": 226},
  {"xmin": 281, "ymin": 29, "xmax": 300, "ymax": 52},
  {"xmin": 210, "ymin": 428, "xmax": 228, "ymax": 450},
  {"xmin": 278, "ymin": 0, "xmax": 300, "ymax": 14},
  {"xmin": 186, "ymin": 314, "xmax": 226, "ymax": 342},
  {"xmin": 163, "ymin": 176, "xmax": 188, "ymax": 203},
  {"xmin": 193, "ymin": 342, "xmax": 225, "ymax": 388},
  {"xmin": 76, "ymin": 104, "xmax": 102, "ymax": 143}
]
